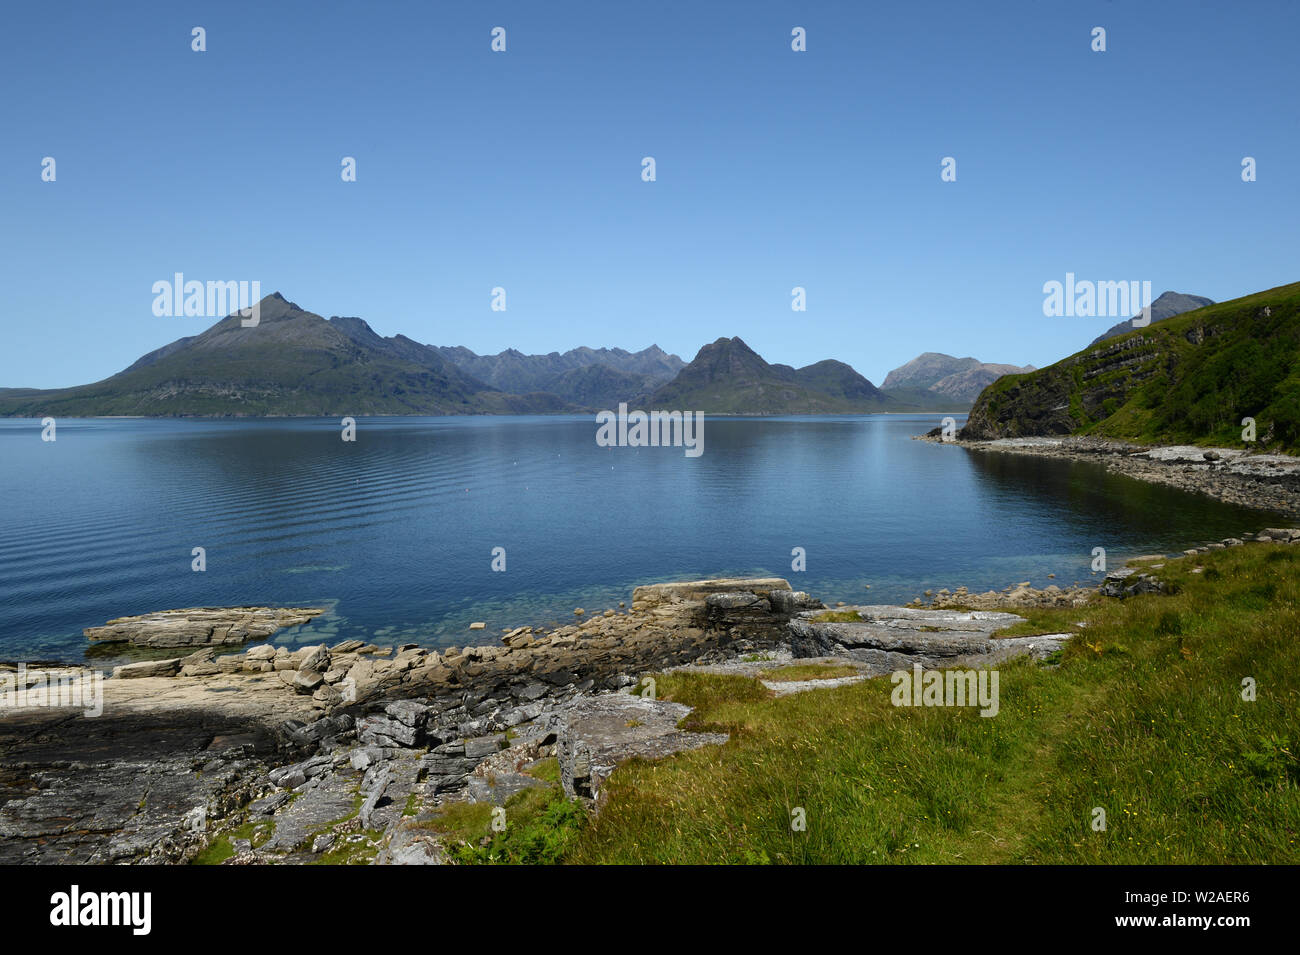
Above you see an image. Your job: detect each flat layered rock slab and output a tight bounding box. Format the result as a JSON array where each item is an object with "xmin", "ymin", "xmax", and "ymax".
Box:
[
  {"xmin": 963, "ymin": 634, "xmax": 1072, "ymax": 666},
  {"xmin": 558, "ymin": 694, "xmax": 727, "ymax": 799},
  {"xmin": 259, "ymin": 771, "xmax": 359, "ymax": 854},
  {"xmin": 667, "ymin": 647, "xmax": 800, "ymax": 676},
  {"xmin": 789, "ymin": 606, "xmax": 1023, "ymax": 658},
  {"xmin": 631, "ymin": 577, "xmax": 793, "ymax": 610},
  {"xmin": 0, "ymin": 705, "xmax": 282, "ymax": 864},
  {"xmin": 376, "ymin": 818, "xmax": 446, "ymax": 865},
  {"xmin": 850, "ymin": 606, "xmax": 1025, "ymax": 632},
  {"xmin": 763, "ymin": 674, "xmax": 869, "ymax": 697},
  {"xmin": 465, "ymin": 771, "xmax": 549, "ymax": 805},
  {"xmin": 789, "ymin": 605, "xmax": 1038, "ymax": 671},
  {"xmin": 85, "ymin": 606, "xmax": 325, "ymax": 648}
]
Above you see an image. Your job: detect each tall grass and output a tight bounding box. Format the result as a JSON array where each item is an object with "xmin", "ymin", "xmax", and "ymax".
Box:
[{"xmin": 564, "ymin": 544, "xmax": 1300, "ymax": 863}]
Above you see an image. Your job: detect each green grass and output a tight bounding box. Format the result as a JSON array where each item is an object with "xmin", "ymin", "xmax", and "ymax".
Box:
[
  {"xmin": 313, "ymin": 828, "xmax": 387, "ymax": 865},
  {"xmin": 524, "ymin": 757, "xmax": 561, "ymax": 785},
  {"xmin": 758, "ymin": 663, "xmax": 860, "ymax": 682},
  {"xmin": 423, "ymin": 784, "xmax": 587, "ymax": 865},
  {"xmin": 191, "ymin": 818, "xmax": 274, "ymax": 865},
  {"xmin": 557, "ymin": 543, "xmax": 1300, "ymax": 864}
]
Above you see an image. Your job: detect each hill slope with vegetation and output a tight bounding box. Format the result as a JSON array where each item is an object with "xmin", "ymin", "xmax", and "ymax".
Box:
[{"xmin": 962, "ymin": 281, "xmax": 1300, "ymax": 453}]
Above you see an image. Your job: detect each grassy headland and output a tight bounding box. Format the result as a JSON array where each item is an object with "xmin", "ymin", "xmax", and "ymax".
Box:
[{"xmin": 964, "ymin": 281, "xmax": 1300, "ymax": 453}]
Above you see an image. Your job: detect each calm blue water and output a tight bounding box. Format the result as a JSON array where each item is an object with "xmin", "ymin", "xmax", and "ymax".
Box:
[{"xmin": 0, "ymin": 415, "xmax": 1274, "ymax": 665}]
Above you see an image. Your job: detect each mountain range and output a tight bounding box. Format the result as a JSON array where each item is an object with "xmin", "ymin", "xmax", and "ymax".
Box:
[
  {"xmin": 0, "ymin": 291, "xmax": 1104, "ymax": 417},
  {"xmin": 644, "ymin": 337, "xmax": 893, "ymax": 413},
  {"xmin": 0, "ymin": 295, "xmax": 565, "ymax": 417},
  {"xmin": 433, "ymin": 344, "xmax": 684, "ymax": 397},
  {"xmin": 881, "ymin": 353, "xmax": 1036, "ymax": 404}
]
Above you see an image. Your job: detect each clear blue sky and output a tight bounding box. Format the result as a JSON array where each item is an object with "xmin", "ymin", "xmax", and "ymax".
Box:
[{"xmin": 2, "ymin": 0, "xmax": 1296, "ymax": 389}]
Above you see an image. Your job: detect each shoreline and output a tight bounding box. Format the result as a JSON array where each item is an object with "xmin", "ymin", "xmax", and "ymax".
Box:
[
  {"xmin": 5, "ymin": 526, "xmax": 1299, "ymax": 864},
  {"xmin": 918, "ymin": 433, "xmax": 1300, "ymax": 518},
  {"xmin": 0, "ymin": 576, "xmax": 1063, "ymax": 863}
]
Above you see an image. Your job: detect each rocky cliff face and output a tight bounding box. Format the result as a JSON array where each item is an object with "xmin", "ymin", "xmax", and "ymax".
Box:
[{"xmin": 961, "ymin": 333, "xmax": 1167, "ymax": 439}]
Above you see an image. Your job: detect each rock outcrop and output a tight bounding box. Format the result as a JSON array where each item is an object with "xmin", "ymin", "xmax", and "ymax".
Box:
[
  {"xmin": 3, "ymin": 577, "xmax": 814, "ymax": 863},
  {"xmin": 557, "ymin": 694, "xmax": 728, "ymax": 799},
  {"xmin": 85, "ymin": 607, "xmax": 326, "ymax": 649},
  {"xmin": 788, "ymin": 606, "xmax": 1069, "ymax": 673}
]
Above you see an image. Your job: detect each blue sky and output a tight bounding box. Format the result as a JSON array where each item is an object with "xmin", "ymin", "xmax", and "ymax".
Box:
[{"xmin": 2, "ymin": 0, "xmax": 1296, "ymax": 389}]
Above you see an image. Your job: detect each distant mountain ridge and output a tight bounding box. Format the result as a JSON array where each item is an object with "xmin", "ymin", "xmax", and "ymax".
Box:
[
  {"xmin": 0, "ymin": 294, "xmax": 570, "ymax": 417},
  {"xmin": 647, "ymin": 337, "xmax": 905, "ymax": 414},
  {"xmin": 0, "ymin": 296, "xmax": 915, "ymax": 417},
  {"xmin": 0, "ymin": 293, "xmax": 1045, "ymax": 418},
  {"xmin": 433, "ymin": 343, "xmax": 684, "ymax": 408},
  {"xmin": 881, "ymin": 352, "xmax": 1036, "ymax": 404}
]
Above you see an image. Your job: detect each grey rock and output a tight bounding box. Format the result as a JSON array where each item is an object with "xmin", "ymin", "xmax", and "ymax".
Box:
[
  {"xmin": 247, "ymin": 792, "xmax": 292, "ymax": 815},
  {"xmin": 111, "ymin": 658, "xmax": 182, "ymax": 679},
  {"xmin": 350, "ymin": 746, "xmax": 383, "ymax": 772},
  {"xmin": 767, "ymin": 590, "xmax": 824, "ymax": 614},
  {"xmin": 517, "ymin": 683, "xmax": 549, "ymax": 702},
  {"xmin": 385, "ymin": 700, "xmax": 431, "ymax": 728},
  {"xmin": 558, "ymin": 694, "xmax": 727, "ymax": 799},
  {"xmin": 466, "ymin": 771, "xmax": 548, "ymax": 804},
  {"xmin": 464, "ymin": 735, "xmax": 506, "ymax": 759},
  {"xmin": 293, "ymin": 669, "xmax": 325, "ymax": 694},
  {"xmin": 358, "ymin": 767, "xmax": 392, "ymax": 830},
  {"xmin": 357, "ymin": 716, "xmax": 421, "ymax": 748},
  {"xmin": 261, "ymin": 771, "xmax": 359, "ymax": 853},
  {"xmin": 297, "ymin": 645, "xmax": 330, "ymax": 673},
  {"xmin": 376, "ymin": 820, "xmax": 445, "ymax": 865}
]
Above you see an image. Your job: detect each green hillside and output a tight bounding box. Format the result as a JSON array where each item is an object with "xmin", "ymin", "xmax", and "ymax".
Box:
[{"xmin": 963, "ymin": 281, "xmax": 1300, "ymax": 453}]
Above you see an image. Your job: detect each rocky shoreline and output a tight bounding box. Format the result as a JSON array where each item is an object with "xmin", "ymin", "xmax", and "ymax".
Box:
[
  {"xmin": 4, "ymin": 531, "xmax": 1297, "ymax": 865},
  {"xmin": 918, "ymin": 434, "xmax": 1300, "ymax": 517},
  {"xmin": 0, "ymin": 576, "xmax": 1062, "ymax": 865}
]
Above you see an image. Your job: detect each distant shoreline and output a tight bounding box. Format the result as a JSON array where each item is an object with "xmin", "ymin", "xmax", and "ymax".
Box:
[{"xmin": 919, "ymin": 433, "xmax": 1300, "ymax": 518}]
